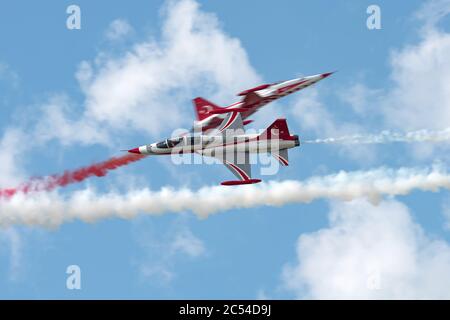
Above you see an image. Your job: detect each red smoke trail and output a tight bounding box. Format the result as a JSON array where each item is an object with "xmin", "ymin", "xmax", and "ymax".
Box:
[{"xmin": 0, "ymin": 154, "xmax": 145, "ymax": 199}]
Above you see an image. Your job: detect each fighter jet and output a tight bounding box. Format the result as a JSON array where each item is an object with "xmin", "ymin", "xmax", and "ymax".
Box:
[
  {"xmin": 192, "ymin": 72, "xmax": 333, "ymax": 132},
  {"xmin": 128, "ymin": 111, "xmax": 300, "ymax": 185}
]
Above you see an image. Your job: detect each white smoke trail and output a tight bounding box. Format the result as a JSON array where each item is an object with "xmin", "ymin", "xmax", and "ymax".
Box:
[
  {"xmin": 304, "ymin": 128, "xmax": 450, "ymax": 145},
  {"xmin": 0, "ymin": 164, "xmax": 449, "ymax": 227}
]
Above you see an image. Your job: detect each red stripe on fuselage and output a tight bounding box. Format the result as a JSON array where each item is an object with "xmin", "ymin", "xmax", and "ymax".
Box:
[{"xmin": 276, "ymin": 80, "xmax": 308, "ymax": 95}]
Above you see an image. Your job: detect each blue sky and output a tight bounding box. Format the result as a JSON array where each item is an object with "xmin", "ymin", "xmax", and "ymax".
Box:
[{"xmin": 1, "ymin": 0, "xmax": 450, "ymax": 299}]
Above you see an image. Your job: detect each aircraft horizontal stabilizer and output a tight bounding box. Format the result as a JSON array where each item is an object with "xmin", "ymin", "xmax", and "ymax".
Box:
[{"xmin": 221, "ymin": 179, "xmax": 261, "ymax": 186}]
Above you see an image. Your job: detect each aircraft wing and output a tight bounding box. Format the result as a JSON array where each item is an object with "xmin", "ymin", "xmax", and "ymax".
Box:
[
  {"xmin": 240, "ymin": 91, "xmax": 264, "ymax": 109},
  {"xmin": 191, "ymin": 91, "xmax": 263, "ymax": 133},
  {"xmin": 200, "ymin": 112, "xmax": 261, "ymax": 185},
  {"xmin": 221, "ymin": 153, "xmax": 259, "ymax": 185},
  {"xmin": 201, "ymin": 150, "xmax": 260, "ymax": 186},
  {"xmin": 217, "ymin": 109, "xmax": 244, "ymax": 134}
]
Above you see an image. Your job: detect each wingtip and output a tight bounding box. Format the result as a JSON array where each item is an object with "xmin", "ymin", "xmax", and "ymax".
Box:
[{"xmin": 221, "ymin": 179, "xmax": 262, "ymax": 186}]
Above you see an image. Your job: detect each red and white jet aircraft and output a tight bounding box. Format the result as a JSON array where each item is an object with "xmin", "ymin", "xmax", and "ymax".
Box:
[
  {"xmin": 128, "ymin": 111, "xmax": 299, "ymax": 185},
  {"xmin": 192, "ymin": 72, "xmax": 333, "ymax": 132}
]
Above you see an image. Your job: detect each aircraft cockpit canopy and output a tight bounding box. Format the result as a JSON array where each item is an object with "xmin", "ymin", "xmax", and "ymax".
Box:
[{"xmin": 156, "ymin": 137, "xmax": 184, "ymax": 149}]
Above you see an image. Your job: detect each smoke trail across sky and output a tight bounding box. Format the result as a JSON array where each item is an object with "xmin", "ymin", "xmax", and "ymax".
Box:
[
  {"xmin": 0, "ymin": 164, "xmax": 449, "ymax": 227},
  {"xmin": 0, "ymin": 154, "xmax": 145, "ymax": 199},
  {"xmin": 1, "ymin": 127, "xmax": 448, "ymax": 200},
  {"xmin": 304, "ymin": 128, "xmax": 450, "ymax": 145}
]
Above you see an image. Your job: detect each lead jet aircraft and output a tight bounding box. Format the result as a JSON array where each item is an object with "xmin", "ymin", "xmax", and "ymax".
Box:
[
  {"xmin": 192, "ymin": 72, "xmax": 333, "ymax": 132},
  {"xmin": 128, "ymin": 111, "xmax": 300, "ymax": 185}
]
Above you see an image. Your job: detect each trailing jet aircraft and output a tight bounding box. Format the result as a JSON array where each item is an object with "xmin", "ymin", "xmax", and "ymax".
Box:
[
  {"xmin": 192, "ymin": 72, "xmax": 333, "ymax": 132},
  {"xmin": 128, "ymin": 111, "xmax": 300, "ymax": 185}
]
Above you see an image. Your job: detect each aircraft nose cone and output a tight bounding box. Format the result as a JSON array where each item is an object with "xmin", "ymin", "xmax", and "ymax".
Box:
[
  {"xmin": 321, "ymin": 72, "xmax": 335, "ymax": 78},
  {"xmin": 128, "ymin": 148, "xmax": 141, "ymax": 154}
]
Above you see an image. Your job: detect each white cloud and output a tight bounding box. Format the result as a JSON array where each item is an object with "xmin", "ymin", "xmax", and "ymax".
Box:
[
  {"xmin": 369, "ymin": 1, "xmax": 450, "ymax": 161},
  {"xmin": 291, "ymin": 88, "xmax": 338, "ymax": 137},
  {"xmin": 300, "ymin": 1, "xmax": 450, "ymax": 162},
  {"xmin": 382, "ymin": 30, "xmax": 450, "ymax": 131},
  {"xmin": 290, "ymin": 88, "xmax": 375, "ymax": 163},
  {"xmin": 378, "ymin": 0, "xmax": 450, "ymax": 131},
  {"xmin": 76, "ymin": 0, "xmax": 260, "ymax": 138},
  {"xmin": 0, "ymin": 0, "xmax": 260, "ymax": 155},
  {"xmin": 139, "ymin": 264, "xmax": 175, "ymax": 284},
  {"xmin": 134, "ymin": 219, "xmax": 205, "ymax": 284},
  {"xmin": 34, "ymin": 95, "xmax": 109, "ymax": 146},
  {"xmin": 0, "ymin": 62, "xmax": 19, "ymax": 89},
  {"xmin": 256, "ymin": 289, "xmax": 270, "ymax": 300},
  {"xmin": 289, "ymin": 86, "xmax": 369, "ymax": 139},
  {"xmin": 0, "ymin": 227, "xmax": 23, "ymax": 281},
  {"xmin": 282, "ymin": 199, "xmax": 450, "ymax": 299},
  {"xmin": 171, "ymin": 227, "xmax": 205, "ymax": 257},
  {"xmin": 338, "ymin": 83, "xmax": 380, "ymax": 116},
  {"xmin": 105, "ymin": 19, "xmax": 133, "ymax": 41},
  {"xmin": 442, "ymin": 198, "xmax": 450, "ymax": 230},
  {"xmin": 0, "ymin": 0, "xmax": 262, "ymax": 194},
  {"xmin": 416, "ymin": 0, "xmax": 450, "ymax": 33},
  {"xmin": 0, "ymin": 129, "xmax": 26, "ymax": 186},
  {"xmin": 0, "ymin": 65, "xmax": 23, "ymax": 187}
]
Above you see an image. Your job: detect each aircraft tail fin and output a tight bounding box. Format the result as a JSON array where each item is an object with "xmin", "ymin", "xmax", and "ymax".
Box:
[
  {"xmin": 193, "ymin": 97, "xmax": 223, "ymax": 121},
  {"xmin": 259, "ymin": 119, "xmax": 292, "ymax": 140}
]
